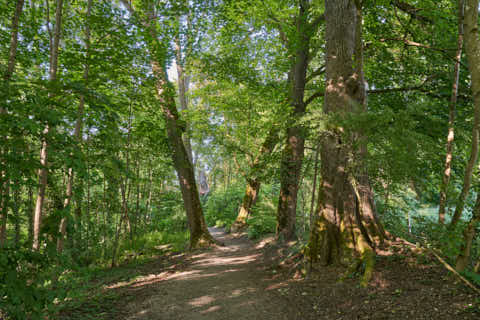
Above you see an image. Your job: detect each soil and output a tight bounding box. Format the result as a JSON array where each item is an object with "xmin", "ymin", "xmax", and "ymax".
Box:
[{"xmin": 63, "ymin": 227, "xmax": 480, "ymax": 319}]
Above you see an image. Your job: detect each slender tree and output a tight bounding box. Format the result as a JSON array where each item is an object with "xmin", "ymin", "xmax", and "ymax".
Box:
[
  {"xmin": 438, "ymin": 0, "xmax": 465, "ymax": 224},
  {"xmin": 275, "ymin": 0, "xmax": 323, "ymax": 241},
  {"xmin": 33, "ymin": 0, "xmax": 64, "ymax": 250},
  {"xmin": 120, "ymin": 0, "xmax": 215, "ymax": 248},
  {"xmin": 57, "ymin": 0, "xmax": 92, "ymax": 253},
  {"xmin": 453, "ymin": 0, "xmax": 480, "ymax": 270},
  {"xmin": 450, "ymin": 0, "xmax": 480, "ymax": 228},
  {"xmin": 0, "ymin": 0, "xmax": 25, "ymax": 247}
]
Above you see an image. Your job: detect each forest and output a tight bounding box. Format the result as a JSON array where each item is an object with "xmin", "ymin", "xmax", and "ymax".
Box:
[{"xmin": 1, "ymin": 0, "xmax": 480, "ymax": 319}]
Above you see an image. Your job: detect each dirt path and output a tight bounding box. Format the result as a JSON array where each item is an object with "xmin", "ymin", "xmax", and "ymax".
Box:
[
  {"xmin": 66, "ymin": 227, "xmax": 480, "ymax": 320},
  {"xmin": 120, "ymin": 228, "xmax": 296, "ymax": 320}
]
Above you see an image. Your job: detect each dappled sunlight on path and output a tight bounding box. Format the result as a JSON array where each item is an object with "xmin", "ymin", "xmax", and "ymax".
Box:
[{"xmin": 122, "ymin": 227, "xmax": 295, "ymax": 320}]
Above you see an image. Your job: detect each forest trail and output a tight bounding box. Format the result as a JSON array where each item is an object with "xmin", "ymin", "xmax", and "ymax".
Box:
[
  {"xmin": 60, "ymin": 228, "xmax": 480, "ymax": 320},
  {"xmin": 119, "ymin": 227, "xmax": 296, "ymax": 320}
]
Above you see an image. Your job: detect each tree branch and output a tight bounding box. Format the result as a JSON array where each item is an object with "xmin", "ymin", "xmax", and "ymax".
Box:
[
  {"xmin": 304, "ymin": 90, "xmax": 324, "ymax": 106},
  {"xmin": 306, "ymin": 64, "xmax": 325, "ymax": 83},
  {"xmin": 391, "ymin": 0, "xmax": 433, "ymax": 23}
]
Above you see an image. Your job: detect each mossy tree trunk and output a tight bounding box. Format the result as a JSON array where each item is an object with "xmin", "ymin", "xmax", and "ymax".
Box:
[{"xmin": 308, "ymin": 0, "xmax": 385, "ymax": 287}]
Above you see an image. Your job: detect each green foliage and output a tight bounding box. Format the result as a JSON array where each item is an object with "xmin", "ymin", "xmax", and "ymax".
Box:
[
  {"xmin": 0, "ymin": 249, "xmax": 57, "ymax": 320},
  {"xmin": 247, "ymin": 214, "xmax": 276, "ymax": 239},
  {"xmin": 204, "ymin": 183, "xmax": 244, "ymax": 230}
]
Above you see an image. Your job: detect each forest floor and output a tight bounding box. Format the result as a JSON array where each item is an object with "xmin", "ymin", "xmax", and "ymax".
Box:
[{"xmin": 59, "ymin": 227, "xmax": 480, "ymax": 320}]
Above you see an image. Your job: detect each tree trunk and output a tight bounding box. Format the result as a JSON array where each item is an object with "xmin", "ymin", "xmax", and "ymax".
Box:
[
  {"xmin": 309, "ymin": 145, "xmax": 320, "ymax": 226},
  {"xmin": 57, "ymin": 0, "xmax": 91, "ymax": 253},
  {"xmin": 455, "ymin": 191, "xmax": 480, "ymax": 272},
  {"xmin": 307, "ymin": 0, "xmax": 384, "ymax": 287},
  {"xmin": 438, "ymin": 0, "xmax": 465, "ymax": 224},
  {"xmin": 175, "ymin": 29, "xmax": 194, "ymax": 165},
  {"xmin": 1, "ymin": 0, "xmax": 25, "ymax": 249},
  {"xmin": 276, "ymin": 1, "xmax": 311, "ymax": 242},
  {"xmin": 233, "ymin": 179, "xmax": 260, "ymax": 230},
  {"xmin": 120, "ymin": 1, "xmax": 215, "ymax": 248},
  {"xmin": 450, "ymin": 0, "xmax": 480, "ymax": 228},
  {"xmin": 33, "ymin": 0, "xmax": 64, "ymax": 250},
  {"xmin": 232, "ymin": 127, "xmax": 279, "ymax": 231},
  {"xmin": 13, "ymin": 184, "xmax": 20, "ymax": 247},
  {"xmin": 0, "ymin": 184, "xmax": 9, "ymax": 247}
]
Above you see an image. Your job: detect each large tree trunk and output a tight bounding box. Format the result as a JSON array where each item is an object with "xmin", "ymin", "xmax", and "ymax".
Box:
[
  {"xmin": 438, "ymin": 0, "xmax": 465, "ymax": 224},
  {"xmin": 33, "ymin": 0, "xmax": 64, "ymax": 250},
  {"xmin": 276, "ymin": 1, "xmax": 310, "ymax": 242},
  {"xmin": 450, "ymin": 0, "xmax": 480, "ymax": 229},
  {"xmin": 57, "ymin": 0, "xmax": 92, "ymax": 253},
  {"xmin": 232, "ymin": 127, "xmax": 279, "ymax": 231},
  {"xmin": 307, "ymin": 0, "xmax": 384, "ymax": 287},
  {"xmin": 121, "ymin": 1, "xmax": 214, "ymax": 248}
]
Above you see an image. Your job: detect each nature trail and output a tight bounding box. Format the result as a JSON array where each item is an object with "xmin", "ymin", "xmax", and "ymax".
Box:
[{"xmin": 121, "ymin": 227, "xmax": 295, "ymax": 319}]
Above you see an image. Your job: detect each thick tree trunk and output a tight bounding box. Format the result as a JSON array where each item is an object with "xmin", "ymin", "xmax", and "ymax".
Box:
[
  {"xmin": 438, "ymin": 0, "xmax": 465, "ymax": 224},
  {"xmin": 276, "ymin": 2, "xmax": 310, "ymax": 242},
  {"xmin": 57, "ymin": 0, "xmax": 91, "ymax": 253},
  {"xmin": 307, "ymin": 0, "xmax": 384, "ymax": 287},
  {"xmin": 232, "ymin": 127, "xmax": 279, "ymax": 231},
  {"xmin": 120, "ymin": 0, "xmax": 214, "ymax": 248},
  {"xmin": 33, "ymin": 0, "xmax": 64, "ymax": 250},
  {"xmin": 450, "ymin": 0, "xmax": 480, "ymax": 228}
]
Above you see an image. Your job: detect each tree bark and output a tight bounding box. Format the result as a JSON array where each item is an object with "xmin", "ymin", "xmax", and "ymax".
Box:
[
  {"xmin": 175, "ymin": 27, "xmax": 194, "ymax": 165},
  {"xmin": 309, "ymin": 145, "xmax": 320, "ymax": 226},
  {"xmin": 455, "ymin": 191, "xmax": 480, "ymax": 272},
  {"xmin": 33, "ymin": 0, "xmax": 64, "ymax": 250},
  {"xmin": 450, "ymin": 0, "xmax": 480, "ymax": 228},
  {"xmin": 276, "ymin": 1, "xmax": 312, "ymax": 242},
  {"xmin": 57, "ymin": 0, "xmax": 91, "ymax": 253},
  {"xmin": 307, "ymin": 0, "xmax": 384, "ymax": 287},
  {"xmin": 121, "ymin": 1, "xmax": 214, "ymax": 248},
  {"xmin": 438, "ymin": 0, "xmax": 465, "ymax": 224}
]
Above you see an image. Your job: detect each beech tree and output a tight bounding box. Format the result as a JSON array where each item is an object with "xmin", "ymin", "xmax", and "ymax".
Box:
[{"xmin": 308, "ymin": 0, "xmax": 385, "ymax": 286}]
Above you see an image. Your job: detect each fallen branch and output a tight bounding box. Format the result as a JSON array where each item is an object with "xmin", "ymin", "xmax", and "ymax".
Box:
[{"xmin": 397, "ymin": 238, "xmax": 480, "ymax": 294}]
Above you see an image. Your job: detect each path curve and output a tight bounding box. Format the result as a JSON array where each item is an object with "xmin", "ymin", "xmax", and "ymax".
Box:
[{"xmin": 123, "ymin": 227, "xmax": 295, "ymax": 320}]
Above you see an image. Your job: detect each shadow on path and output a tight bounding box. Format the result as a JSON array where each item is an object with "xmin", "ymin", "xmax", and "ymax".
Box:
[{"xmin": 120, "ymin": 227, "xmax": 296, "ymax": 320}]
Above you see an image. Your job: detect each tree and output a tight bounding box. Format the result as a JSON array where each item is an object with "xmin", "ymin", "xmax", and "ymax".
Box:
[
  {"xmin": 120, "ymin": 0, "xmax": 215, "ymax": 248},
  {"xmin": 57, "ymin": 0, "xmax": 93, "ymax": 253},
  {"xmin": 450, "ymin": 0, "xmax": 480, "ymax": 228},
  {"xmin": 0, "ymin": 0, "xmax": 24, "ymax": 247},
  {"xmin": 308, "ymin": 0, "xmax": 385, "ymax": 287},
  {"xmin": 438, "ymin": 0, "xmax": 464, "ymax": 224},
  {"xmin": 454, "ymin": 0, "xmax": 480, "ymax": 270},
  {"xmin": 275, "ymin": 0, "xmax": 324, "ymax": 241},
  {"xmin": 32, "ymin": 0, "xmax": 64, "ymax": 251}
]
